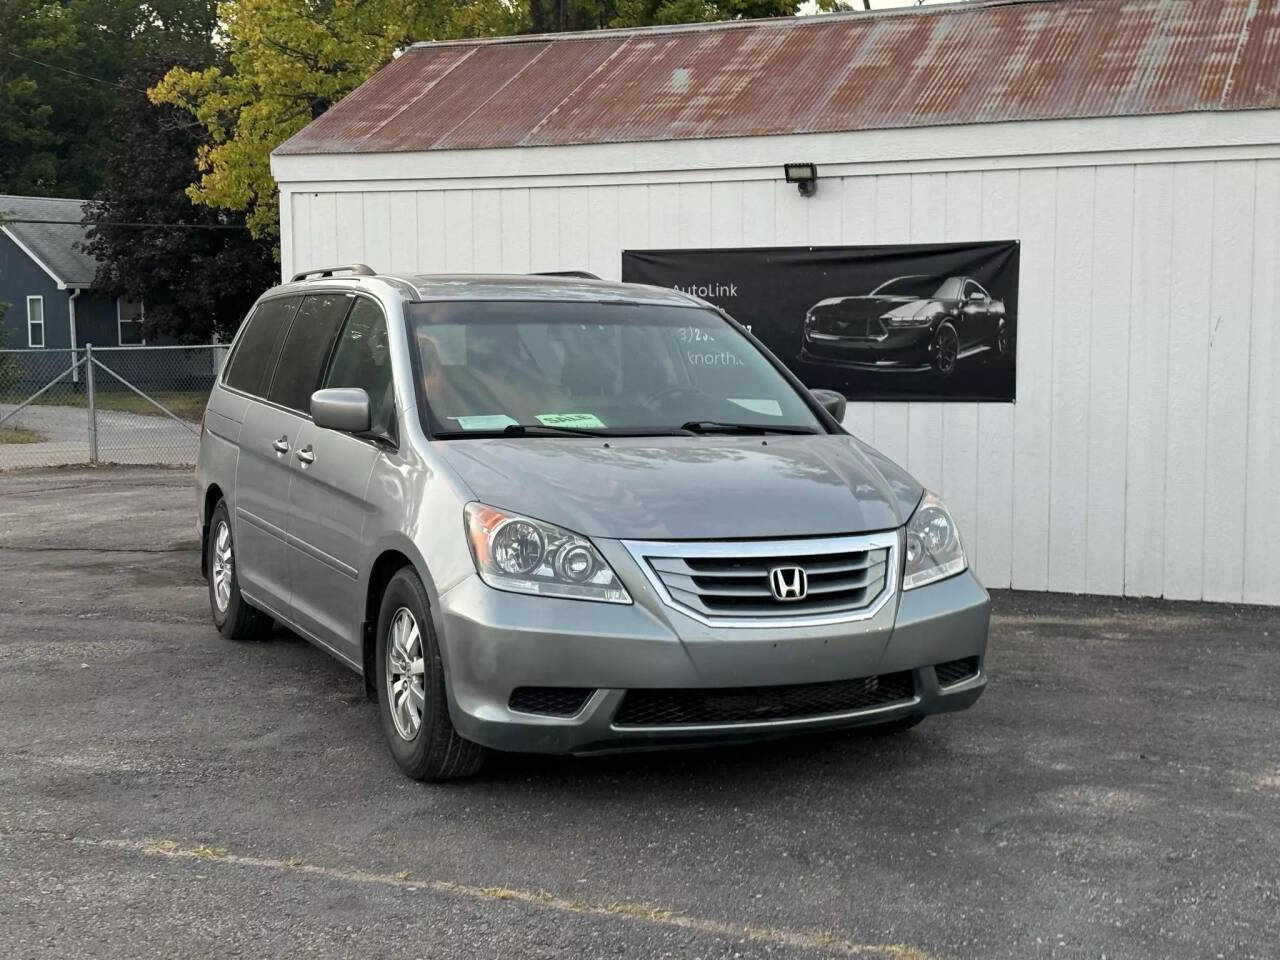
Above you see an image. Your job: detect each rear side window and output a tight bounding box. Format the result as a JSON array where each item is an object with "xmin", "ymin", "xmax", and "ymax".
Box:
[
  {"xmin": 324, "ymin": 298, "xmax": 395, "ymax": 437},
  {"xmin": 223, "ymin": 297, "xmax": 300, "ymax": 397},
  {"xmin": 267, "ymin": 293, "xmax": 353, "ymax": 413}
]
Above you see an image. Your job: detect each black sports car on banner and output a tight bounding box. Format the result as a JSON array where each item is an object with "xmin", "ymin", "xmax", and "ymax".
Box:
[
  {"xmin": 622, "ymin": 241, "xmax": 1019, "ymax": 402},
  {"xmin": 800, "ymin": 275, "xmax": 1010, "ymax": 377}
]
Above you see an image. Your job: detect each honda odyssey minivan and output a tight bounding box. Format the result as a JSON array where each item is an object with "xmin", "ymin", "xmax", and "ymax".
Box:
[{"xmin": 197, "ymin": 267, "xmax": 989, "ymax": 780}]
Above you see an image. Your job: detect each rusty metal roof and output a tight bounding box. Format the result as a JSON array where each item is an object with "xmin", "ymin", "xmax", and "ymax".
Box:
[{"xmin": 275, "ymin": 0, "xmax": 1280, "ymax": 156}]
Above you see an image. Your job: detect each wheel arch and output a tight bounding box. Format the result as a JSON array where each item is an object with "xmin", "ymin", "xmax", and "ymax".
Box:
[
  {"xmin": 361, "ymin": 539, "xmax": 442, "ymax": 701},
  {"xmin": 932, "ymin": 318, "xmax": 959, "ymax": 343},
  {"xmin": 200, "ymin": 483, "xmax": 225, "ymax": 580}
]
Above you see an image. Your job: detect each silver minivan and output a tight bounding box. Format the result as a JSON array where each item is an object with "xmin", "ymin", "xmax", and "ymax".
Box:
[{"xmin": 197, "ymin": 267, "xmax": 989, "ymax": 780}]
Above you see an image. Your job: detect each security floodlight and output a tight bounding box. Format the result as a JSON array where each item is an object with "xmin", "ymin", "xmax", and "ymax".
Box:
[{"xmin": 784, "ymin": 163, "xmax": 818, "ymax": 197}]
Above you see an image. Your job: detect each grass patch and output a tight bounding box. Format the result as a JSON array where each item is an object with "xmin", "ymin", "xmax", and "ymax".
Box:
[
  {"xmin": 0, "ymin": 389, "xmax": 208, "ymax": 422},
  {"xmin": 0, "ymin": 425, "xmax": 47, "ymax": 444}
]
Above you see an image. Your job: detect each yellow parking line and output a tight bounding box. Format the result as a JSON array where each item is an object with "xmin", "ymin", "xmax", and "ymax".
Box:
[{"xmin": 69, "ymin": 836, "xmax": 937, "ymax": 960}]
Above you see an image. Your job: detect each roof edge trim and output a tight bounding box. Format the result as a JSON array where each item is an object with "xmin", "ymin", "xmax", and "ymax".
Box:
[{"xmin": 1, "ymin": 225, "xmax": 72, "ymax": 289}]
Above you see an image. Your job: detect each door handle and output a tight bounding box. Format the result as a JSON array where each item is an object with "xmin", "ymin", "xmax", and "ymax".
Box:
[
  {"xmin": 296, "ymin": 445, "xmax": 315, "ymax": 465},
  {"xmin": 272, "ymin": 436, "xmax": 290, "ymax": 454}
]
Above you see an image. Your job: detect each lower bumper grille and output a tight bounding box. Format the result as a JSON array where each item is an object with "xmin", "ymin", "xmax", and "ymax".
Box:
[
  {"xmin": 508, "ymin": 687, "xmax": 594, "ymax": 717},
  {"xmin": 613, "ymin": 672, "xmax": 914, "ymax": 727},
  {"xmin": 934, "ymin": 656, "xmax": 980, "ymax": 687}
]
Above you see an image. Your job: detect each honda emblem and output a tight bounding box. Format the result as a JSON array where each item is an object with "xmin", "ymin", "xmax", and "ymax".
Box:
[{"xmin": 769, "ymin": 565, "xmax": 808, "ymax": 601}]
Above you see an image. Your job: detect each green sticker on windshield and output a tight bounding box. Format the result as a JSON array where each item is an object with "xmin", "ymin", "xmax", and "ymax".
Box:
[
  {"xmin": 536, "ymin": 412, "xmax": 606, "ymax": 429},
  {"xmin": 452, "ymin": 414, "xmax": 519, "ymax": 431}
]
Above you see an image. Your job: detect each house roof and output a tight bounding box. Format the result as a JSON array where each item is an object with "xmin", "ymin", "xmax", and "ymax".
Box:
[
  {"xmin": 0, "ymin": 195, "xmax": 98, "ymax": 288},
  {"xmin": 276, "ymin": 0, "xmax": 1280, "ymax": 157}
]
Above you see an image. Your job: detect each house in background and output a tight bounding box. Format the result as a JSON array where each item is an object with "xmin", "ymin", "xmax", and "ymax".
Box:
[{"xmin": 0, "ymin": 195, "xmax": 143, "ymax": 352}]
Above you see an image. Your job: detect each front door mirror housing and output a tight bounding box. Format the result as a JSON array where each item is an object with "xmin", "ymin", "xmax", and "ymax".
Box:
[
  {"xmin": 810, "ymin": 388, "xmax": 846, "ymax": 423},
  {"xmin": 311, "ymin": 387, "xmax": 371, "ymax": 434}
]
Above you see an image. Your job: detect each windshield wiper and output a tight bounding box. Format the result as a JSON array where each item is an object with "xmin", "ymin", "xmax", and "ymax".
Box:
[
  {"xmin": 432, "ymin": 423, "xmax": 609, "ymax": 439},
  {"xmin": 503, "ymin": 423, "xmax": 610, "ymax": 437},
  {"xmin": 680, "ymin": 420, "xmax": 819, "ymax": 435}
]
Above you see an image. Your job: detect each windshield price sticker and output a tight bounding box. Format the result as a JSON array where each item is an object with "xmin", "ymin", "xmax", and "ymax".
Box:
[
  {"xmin": 536, "ymin": 413, "xmax": 607, "ymax": 429},
  {"xmin": 452, "ymin": 414, "xmax": 519, "ymax": 431}
]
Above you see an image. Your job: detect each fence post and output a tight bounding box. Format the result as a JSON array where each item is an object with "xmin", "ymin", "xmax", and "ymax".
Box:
[{"xmin": 85, "ymin": 343, "xmax": 98, "ymax": 464}]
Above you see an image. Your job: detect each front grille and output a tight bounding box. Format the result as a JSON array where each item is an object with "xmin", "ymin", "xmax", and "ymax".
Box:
[
  {"xmin": 842, "ymin": 317, "xmax": 888, "ymax": 341},
  {"xmin": 809, "ymin": 309, "xmax": 888, "ymax": 342},
  {"xmin": 638, "ymin": 540, "xmax": 892, "ymax": 621},
  {"xmin": 508, "ymin": 687, "xmax": 594, "ymax": 717},
  {"xmin": 934, "ymin": 656, "xmax": 980, "ymax": 687},
  {"xmin": 613, "ymin": 672, "xmax": 914, "ymax": 727}
]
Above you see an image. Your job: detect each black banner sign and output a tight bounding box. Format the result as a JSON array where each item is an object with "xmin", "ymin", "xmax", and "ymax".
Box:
[{"xmin": 622, "ymin": 241, "xmax": 1018, "ymax": 402}]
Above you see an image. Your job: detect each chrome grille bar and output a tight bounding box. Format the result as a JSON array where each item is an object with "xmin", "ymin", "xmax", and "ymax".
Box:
[{"xmin": 621, "ymin": 532, "xmax": 900, "ymax": 628}]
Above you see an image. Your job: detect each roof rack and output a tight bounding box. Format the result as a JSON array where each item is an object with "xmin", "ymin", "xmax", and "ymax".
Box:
[
  {"xmin": 531, "ymin": 270, "xmax": 601, "ymax": 280},
  {"xmin": 290, "ymin": 263, "xmax": 376, "ymax": 282}
]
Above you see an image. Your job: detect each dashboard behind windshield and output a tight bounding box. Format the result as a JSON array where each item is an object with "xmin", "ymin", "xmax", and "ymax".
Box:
[{"xmin": 405, "ymin": 300, "xmax": 825, "ymax": 437}]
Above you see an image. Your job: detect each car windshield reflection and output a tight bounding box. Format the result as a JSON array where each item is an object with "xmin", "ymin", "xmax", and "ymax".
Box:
[{"xmin": 406, "ymin": 300, "xmax": 826, "ymax": 438}]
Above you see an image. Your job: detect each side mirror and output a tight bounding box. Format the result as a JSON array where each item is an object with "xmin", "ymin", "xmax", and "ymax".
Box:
[
  {"xmin": 968, "ymin": 290, "xmax": 985, "ymax": 302},
  {"xmin": 810, "ymin": 388, "xmax": 846, "ymax": 423},
  {"xmin": 311, "ymin": 387, "xmax": 371, "ymax": 433}
]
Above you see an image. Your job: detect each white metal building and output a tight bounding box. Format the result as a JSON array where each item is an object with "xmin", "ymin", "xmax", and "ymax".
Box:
[{"xmin": 271, "ymin": 0, "xmax": 1280, "ymax": 605}]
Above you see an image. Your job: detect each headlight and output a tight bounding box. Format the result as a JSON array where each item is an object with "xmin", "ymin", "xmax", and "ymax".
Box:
[
  {"xmin": 464, "ymin": 503, "xmax": 631, "ymax": 604},
  {"xmin": 882, "ymin": 312, "xmax": 935, "ymax": 328},
  {"xmin": 902, "ymin": 492, "xmax": 966, "ymax": 590}
]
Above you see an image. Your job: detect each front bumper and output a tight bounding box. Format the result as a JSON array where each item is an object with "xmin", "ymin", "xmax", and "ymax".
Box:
[
  {"xmin": 801, "ymin": 325, "xmax": 935, "ymax": 371},
  {"xmin": 436, "ymin": 561, "xmax": 989, "ymax": 755}
]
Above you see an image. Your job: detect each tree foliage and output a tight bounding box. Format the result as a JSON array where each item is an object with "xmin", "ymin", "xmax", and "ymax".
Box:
[
  {"xmin": 0, "ymin": 0, "xmax": 217, "ymax": 197},
  {"xmin": 153, "ymin": 0, "xmax": 824, "ymax": 240},
  {"xmin": 150, "ymin": 0, "xmax": 526, "ymax": 239},
  {"xmin": 82, "ymin": 62, "xmax": 277, "ymax": 342},
  {"xmin": 532, "ymin": 0, "xmax": 808, "ymax": 31}
]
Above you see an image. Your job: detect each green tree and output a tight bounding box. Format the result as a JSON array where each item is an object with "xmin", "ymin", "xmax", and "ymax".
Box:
[
  {"xmin": 530, "ymin": 0, "xmax": 808, "ymax": 31},
  {"xmin": 150, "ymin": 0, "xmax": 526, "ymax": 239},
  {"xmin": 0, "ymin": 0, "xmax": 218, "ymax": 197},
  {"xmin": 152, "ymin": 0, "xmax": 826, "ymax": 240},
  {"xmin": 82, "ymin": 61, "xmax": 277, "ymax": 342}
]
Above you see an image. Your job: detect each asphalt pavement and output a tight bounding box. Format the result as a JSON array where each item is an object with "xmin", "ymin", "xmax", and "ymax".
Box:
[{"xmin": 0, "ymin": 467, "xmax": 1276, "ymax": 959}]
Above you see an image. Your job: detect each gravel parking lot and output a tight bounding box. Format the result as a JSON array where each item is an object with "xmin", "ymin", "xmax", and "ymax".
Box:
[{"xmin": 1, "ymin": 467, "xmax": 1277, "ymax": 959}]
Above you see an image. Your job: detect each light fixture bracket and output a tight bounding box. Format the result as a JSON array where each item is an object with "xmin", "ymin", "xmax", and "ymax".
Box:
[{"xmin": 783, "ymin": 162, "xmax": 818, "ymax": 197}]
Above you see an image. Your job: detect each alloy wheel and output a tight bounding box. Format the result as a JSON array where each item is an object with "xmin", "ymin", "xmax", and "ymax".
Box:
[
  {"xmin": 386, "ymin": 607, "xmax": 427, "ymax": 740},
  {"xmin": 936, "ymin": 327, "xmax": 958, "ymax": 374},
  {"xmin": 211, "ymin": 520, "xmax": 233, "ymax": 613}
]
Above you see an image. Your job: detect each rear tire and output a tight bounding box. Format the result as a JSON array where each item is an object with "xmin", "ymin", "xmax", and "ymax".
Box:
[
  {"xmin": 993, "ymin": 320, "xmax": 1014, "ymax": 365},
  {"xmin": 207, "ymin": 500, "xmax": 273, "ymax": 642},
  {"xmin": 375, "ymin": 567, "xmax": 486, "ymax": 781}
]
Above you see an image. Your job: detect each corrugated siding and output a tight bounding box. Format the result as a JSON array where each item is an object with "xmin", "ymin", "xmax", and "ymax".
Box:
[
  {"xmin": 284, "ymin": 158, "xmax": 1280, "ymax": 605},
  {"xmin": 277, "ymin": 0, "xmax": 1280, "ymax": 156}
]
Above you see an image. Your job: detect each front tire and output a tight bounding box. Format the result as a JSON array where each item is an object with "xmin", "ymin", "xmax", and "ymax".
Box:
[
  {"xmin": 206, "ymin": 500, "xmax": 273, "ymax": 641},
  {"xmin": 931, "ymin": 324, "xmax": 959, "ymax": 377},
  {"xmin": 375, "ymin": 568, "xmax": 486, "ymax": 781}
]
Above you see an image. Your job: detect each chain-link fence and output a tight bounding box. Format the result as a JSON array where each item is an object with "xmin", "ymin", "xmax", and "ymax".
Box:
[{"xmin": 0, "ymin": 344, "xmax": 227, "ymax": 471}]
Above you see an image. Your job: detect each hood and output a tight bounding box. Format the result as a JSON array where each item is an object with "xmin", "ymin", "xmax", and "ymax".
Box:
[
  {"xmin": 807, "ymin": 295, "xmax": 937, "ymax": 331},
  {"xmin": 810, "ymin": 294, "xmax": 922, "ymax": 314},
  {"xmin": 435, "ymin": 434, "xmax": 923, "ymax": 540}
]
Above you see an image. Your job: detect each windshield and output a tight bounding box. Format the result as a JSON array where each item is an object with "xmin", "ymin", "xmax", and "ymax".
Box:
[
  {"xmin": 869, "ymin": 275, "xmax": 959, "ymax": 299},
  {"xmin": 406, "ymin": 301, "xmax": 825, "ymax": 437}
]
